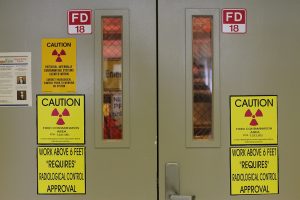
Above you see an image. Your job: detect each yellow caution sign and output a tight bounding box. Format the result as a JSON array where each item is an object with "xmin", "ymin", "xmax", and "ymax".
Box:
[
  {"xmin": 37, "ymin": 94, "xmax": 85, "ymax": 144},
  {"xmin": 230, "ymin": 95, "xmax": 278, "ymax": 145},
  {"xmin": 230, "ymin": 146, "xmax": 279, "ymax": 195},
  {"xmin": 37, "ymin": 146, "xmax": 85, "ymax": 194},
  {"xmin": 42, "ymin": 38, "xmax": 76, "ymax": 92}
]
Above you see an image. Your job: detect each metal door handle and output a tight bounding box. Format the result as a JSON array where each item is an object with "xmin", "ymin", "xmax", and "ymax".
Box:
[
  {"xmin": 166, "ymin": 163, "xmax": 196, "ymax": 200},
  {"xmin": 170, "ymin": 194, "xmax": 195, "ymax": 200}
]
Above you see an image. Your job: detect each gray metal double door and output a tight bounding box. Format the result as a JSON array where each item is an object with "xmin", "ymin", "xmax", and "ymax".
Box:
[{"xmin": 1, "ymin": 0, "xmax": 300, "ymax": 200}]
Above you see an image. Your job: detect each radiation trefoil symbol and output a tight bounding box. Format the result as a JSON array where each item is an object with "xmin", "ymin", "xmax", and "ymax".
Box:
[
  {"xmin": 51, "ymin": 108, "xmax": 70, "ymax": 125},
  {"xmin": 52, "ymin": 49, "xmax": 66, "ymax": 62},
  {"xmin": 245, "ymin": 109, "xmax": 263, "ymax": 126}
]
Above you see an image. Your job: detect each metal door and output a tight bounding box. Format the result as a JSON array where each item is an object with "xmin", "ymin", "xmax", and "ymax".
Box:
[
  {"xmin": 159, "ymin": 0, "xmax": 300, "ymax": 200},
  {"xmin": 0, "ymin": 0, "xmax": 156, "ymax": 200},
  {"xmin": 0, "ymin": 0, "xmax": 300, "ymax": 200}
]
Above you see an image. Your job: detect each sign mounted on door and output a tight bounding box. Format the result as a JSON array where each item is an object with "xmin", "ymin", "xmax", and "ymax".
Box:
[
  {"xmin": 37, "ymin": 146, "xmax": 86, "ymax": 194},
  {"xmin": 230, "ymin": 146, "xmax": 279, "ymax": 195},
  {"xmin": 222, "ymin": 9, "xmax": 247, "ymax": 33},
  {"xmin": 68, "ymin": 9, "xmax": 92, "ymax": 34},
  {"xmin": 230, "ymin": 95, "xmax": 278, "ymax": 145},
  {"xmin": 41, "ymin": 38, "xmax": 77, "ymax": 92},
  {"xmin": 37, "ymin": 94, "xmax": 85, "ymax": 144}
]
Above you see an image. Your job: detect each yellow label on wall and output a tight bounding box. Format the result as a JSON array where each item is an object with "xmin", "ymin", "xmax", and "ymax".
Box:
[
  {"xmin": 37, "ymin": 94, "xmax": 85, "ymax": 144},
  {"xmin": 37, "ymin": 146, "xmax": 85, "ymax": 194},
  {"xmin": 42, "ymin": 38, "xmax": 76, "ymax": 92},
  {"xmin": 230, "ymin": 147, "xmax": 278, "ymax": 195},
  {"xmin": 230, "ymin": 96, "xmax": 278, "ymax": 145}
]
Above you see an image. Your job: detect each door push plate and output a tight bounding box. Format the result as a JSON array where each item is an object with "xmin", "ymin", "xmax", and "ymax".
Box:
[{"xmin": 165, "ymin": 163, "xmax": 195, "ymax": 200}]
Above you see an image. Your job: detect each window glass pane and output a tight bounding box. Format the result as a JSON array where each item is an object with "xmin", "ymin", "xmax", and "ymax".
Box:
[
  {"xmin": 102, "ymin": 17, "xmax": 123, "ymax": 140},
  {"xmin": 192, "ymin": 16, "xmax": 213, "ymax": 140}
]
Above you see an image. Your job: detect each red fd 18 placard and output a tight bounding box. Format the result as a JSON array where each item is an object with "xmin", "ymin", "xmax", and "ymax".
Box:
[
  {"xmin": 222, "ymin": 9, "xmax": 247, "ymax": 33},
  {"xmin": 68, "ymin": 10, "xmax": 92, "ymax": 34}
]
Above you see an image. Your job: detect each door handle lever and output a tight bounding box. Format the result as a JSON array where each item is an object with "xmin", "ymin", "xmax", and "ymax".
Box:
[
  {"xmin": 170, "ymin": 194, "xmax": 195, "ymax": 200},
  {"xmin": 166, "ymin": 163, "xmax": 195, "ymax": 200}
]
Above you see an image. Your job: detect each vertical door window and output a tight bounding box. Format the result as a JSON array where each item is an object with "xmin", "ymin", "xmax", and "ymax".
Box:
[
  {"xmin": 192, "ymin": 16, "xmax": 213, "ymax": 140},
  {"xmin": 102, "ymin": 17, "xmax": 123, "ymax": 140},
  {"xmin": 186, "ymin": 9, "xmax": 220, "ymax": 147},
  {"xmin": 95, "ymin": 10, "xmax": 130, "ymax": 148}
]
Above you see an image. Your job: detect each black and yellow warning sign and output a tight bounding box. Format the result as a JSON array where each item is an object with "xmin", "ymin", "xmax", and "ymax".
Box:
[
  {"xmin": 37, "ymin": 94, "xmax": 85, "ymax": 144},
  {"xmin": 230, "ymin": 146, "xmax": 279, "ymax": 195},
  {"xmin": 42, "ymin": 38, "xmax": 76, "ymax": 92},
  {"xmin": 37, "ymin": 146, "xmax": 85, "ymax": 194},
  {"xmin": 230, "ymin": 95, "xmax": 278, "ymax": 145}
]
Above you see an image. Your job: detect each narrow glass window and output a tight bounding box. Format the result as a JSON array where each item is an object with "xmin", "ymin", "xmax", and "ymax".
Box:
[
  {"xmin": 192, "ymin": 16, "xmax": 213, "ymax": 140},
  {"xmin": 102, "ymin": 17, "xmax": 123, "ymax": 140}
]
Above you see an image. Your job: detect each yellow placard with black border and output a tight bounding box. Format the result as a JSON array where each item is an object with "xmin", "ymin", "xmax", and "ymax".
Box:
[
  {"xmin": 230, "ymin": 146, "xmax": 279, "ymax": 195},
  {"xmin": 230, "ymin": 95, "xmax": 278, "ymax": 145},
  {"xmin": 37, "ymin": 94, "xmax": 85, "ymax": 144},
  {"xmin": 42, "ymin": 38, "xmax": 76, "ymax": 92},
  {"xmin": 37, "ymin": 146, "xmax": 85, "ymax": 194}
]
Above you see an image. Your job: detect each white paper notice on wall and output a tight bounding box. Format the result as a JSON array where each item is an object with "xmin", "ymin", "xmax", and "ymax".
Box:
[{"xmin": 0, "ymin": 52, "xmax": 32, "ymax": 106}]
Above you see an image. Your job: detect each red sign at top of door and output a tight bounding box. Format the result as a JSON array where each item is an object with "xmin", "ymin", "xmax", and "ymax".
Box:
[
  {"xmin": 222, "ymin": 9, "xmax": 247, "ymax": 33},
  {"xmin": 222, "ymin": 9, "xmax": 246, "ymax": 24},
  {"xmin": 68, "ymin": 10, "xmax": 91, "ymax": 25},
  {"xmin": 67, "ymin": 9, "xmax": 92, "ymax": 34}
]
